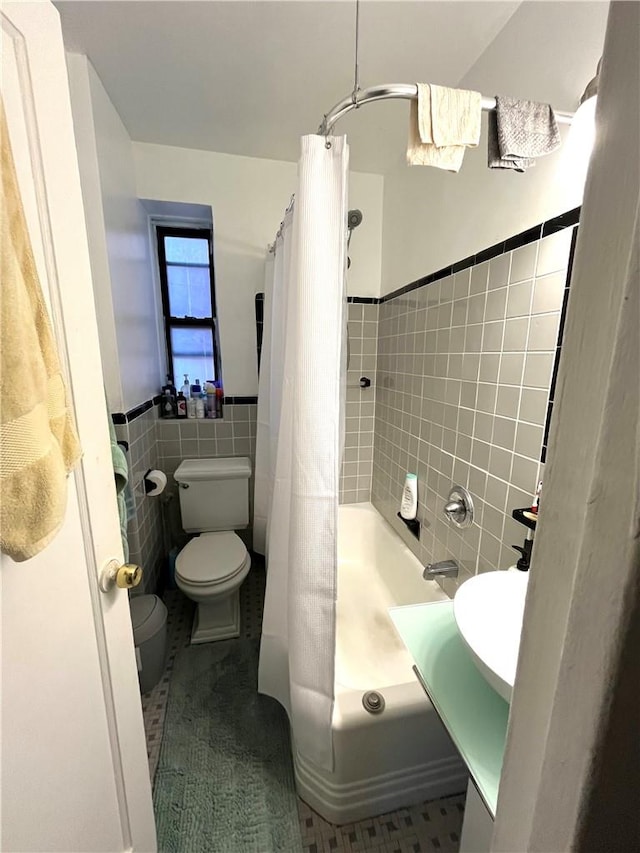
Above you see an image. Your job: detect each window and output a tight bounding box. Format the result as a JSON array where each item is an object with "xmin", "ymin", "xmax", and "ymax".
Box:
[{"xmin": 156, "ymin": 226, "xmax": 220, "ymax": 385}]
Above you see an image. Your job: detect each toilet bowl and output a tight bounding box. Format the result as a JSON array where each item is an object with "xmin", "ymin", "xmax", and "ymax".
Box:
[
  {"xmin": 175, "ymin": 530, "xmax": 251, "ymax": 643},
  {"xmin": 174, "ymin": 456, "xmax": 253, "ymax": 644}
]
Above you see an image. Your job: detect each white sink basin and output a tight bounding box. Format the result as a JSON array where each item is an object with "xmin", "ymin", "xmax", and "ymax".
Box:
[{"xmin": 453, "ymin": 570, "xmax": 529, "ymax": 702}]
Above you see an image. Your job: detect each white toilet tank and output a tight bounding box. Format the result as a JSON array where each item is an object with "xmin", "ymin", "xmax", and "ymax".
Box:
[{"xmin": 174, "ymin": 457, "xmax": 252, "ymax": 533}]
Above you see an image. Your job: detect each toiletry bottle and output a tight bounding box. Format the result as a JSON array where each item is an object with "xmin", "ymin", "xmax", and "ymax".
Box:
[
  {"xmin": 163, "ymin": 374, "xmax": 176, "ymax": 398},
  {"xmin": 205, "ymin": 382, "xmax": 217, "ymax": 418},
  {"xmin": 176, "ymin": 390, "xmax": 187, "ymax": 419},
  {"xmin": 400, "ymin": 473, "xmax": 418, "ymax": 520},
  {"xmin": 161, "ymin": 388, "xmax": 175, "ymax": 419},
  {"xmin": 181, "ymin": 374, "xmax": 190, "ymax": 399},
  {"xmin": 190, "ymin": 379, "xmax": 201, "ymax": 418},
  {"xmin": 215, "ymin": 382, "xmax": 224, "ymax": 418},
  {"xmin": 531, "ymin": 481, "xmax": 542, "ymax": 514},
  {"xmin": 161, "ymin": 375, "xmax": 176, "ymax": 416},
  {"xmin": 195, "ymin": 391, "xmax": 205, "ymax": 419}
]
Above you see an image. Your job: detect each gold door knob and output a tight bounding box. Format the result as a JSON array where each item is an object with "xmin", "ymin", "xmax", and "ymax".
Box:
[
  {"xmin": 99, "ymin": 559, "xmax": 143, "ymax": 593},
  {"xmin": 116, "ymin": 564, "xmax": 142, "ymax": 589}
]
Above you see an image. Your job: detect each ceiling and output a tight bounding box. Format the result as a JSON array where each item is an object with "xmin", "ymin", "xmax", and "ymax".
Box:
[{"xmin": 55, "ymin": 1, "xmax": 608, "ymax": 174}]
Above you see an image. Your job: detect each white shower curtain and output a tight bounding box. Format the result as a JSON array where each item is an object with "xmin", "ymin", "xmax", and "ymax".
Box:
[
  {"xmin": 253, "ymin": 207, "xmax": 293, "ymax": 557},
  {"xmin": 256, "ymin": 134, "xmax": 349, "ymax": 771}
]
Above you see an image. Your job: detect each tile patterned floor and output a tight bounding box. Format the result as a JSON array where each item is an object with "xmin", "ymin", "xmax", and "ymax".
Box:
[
  {"xmin": 298, "ymin": 796, "xmax": 465, "ymax": 853},
  {"xmin": 140, "ymin": 559, "xmax": 466, "ymax": 851},
  {"xmin": 139, "ymin": 588, "xmax": 193, "ymax": 780}
]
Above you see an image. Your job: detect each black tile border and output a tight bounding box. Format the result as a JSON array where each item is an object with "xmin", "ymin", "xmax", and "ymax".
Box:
[
  {"xmin": 452, "ymin": 255, "xmax": 476, "ymax": 273},
  {"xmin": 111, "ymin": 394, "xmax": 256, "ymax": 424},
  {"xmin": 542, "ymin": 208, "xmax": 581, "ymax": 236},
  {"xmin": 111, "ymin": 398, "xmax": 156, "ymax": 424},
  {"xmin": 541, "ymin": 224, "xmax": 579, "ymax": 464},
  {"xmin": 377, "ymin": 206, "xmax": 580, "ymax": 305},
  {"xmin": 224, "ymin": 396, "xmax": 258, "ymax": 405},
  {"xmin": 255, "ymin": 293, "xmax": 264, "ymax": 370},
  {"xmin": 347, "ymin": 296, "xmax": 381, "ymax": 304},
  {"xmin": 504, "ymin": 224, "xmax": 543, "ymax": 252}
]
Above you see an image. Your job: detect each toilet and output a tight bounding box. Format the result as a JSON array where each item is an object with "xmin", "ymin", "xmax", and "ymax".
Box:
[{"xmin": 174, "ymin": 457, "xmax": 252, "ymax": 644}]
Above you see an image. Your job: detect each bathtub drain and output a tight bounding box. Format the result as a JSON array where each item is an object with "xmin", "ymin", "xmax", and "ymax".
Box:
[{"xmin": 362, "ymin": 691, "xmax": 385, "ymax": 715}]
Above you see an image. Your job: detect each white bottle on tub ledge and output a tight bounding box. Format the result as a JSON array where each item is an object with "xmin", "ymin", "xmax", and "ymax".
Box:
[{"xmin": 400, "ymin": 473, "xmax": 418, "ymax": 520}]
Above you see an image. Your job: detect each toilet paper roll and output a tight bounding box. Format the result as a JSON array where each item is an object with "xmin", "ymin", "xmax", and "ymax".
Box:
[{"xmin": 143, "ymin": 469, "xmax": 167, "ymax": 497}]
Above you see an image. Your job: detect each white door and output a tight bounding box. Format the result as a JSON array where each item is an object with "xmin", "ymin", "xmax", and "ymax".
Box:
[{"xmin": 1, "ymin": 3, "xmax": 156, "ymax": 851}]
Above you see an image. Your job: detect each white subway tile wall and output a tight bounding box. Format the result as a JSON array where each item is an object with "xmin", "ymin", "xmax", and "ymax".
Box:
[
  {"xmin": 371, "ymin": 230, "xmax": 574, "ymax": 595},
  {"xmin": 341, "ymin": 302, "xmax": 378, "ymax": 503}
]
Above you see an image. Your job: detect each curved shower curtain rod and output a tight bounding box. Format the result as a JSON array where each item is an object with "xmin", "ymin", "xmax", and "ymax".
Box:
[
  {"xmin": 269, "ymin": 85, "xmax": 574, "ymax": 253},
  {"xmin": 317, "ymin": 83, "xmax": 575, "ymax": 136}
]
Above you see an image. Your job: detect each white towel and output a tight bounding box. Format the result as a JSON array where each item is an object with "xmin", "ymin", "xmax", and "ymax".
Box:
[
  {"xmin": 429, "ymin": 84, "xmax": 482, "ymax": 148},
  {"xmin": 407, "ymin": 83, "xmax": 482, "ymax": 172}
]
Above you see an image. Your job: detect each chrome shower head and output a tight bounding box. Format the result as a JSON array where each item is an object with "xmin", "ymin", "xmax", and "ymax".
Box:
[
  {"xmin": 348, "ymin": 209, "xmax": 363, "ymax": 230},
  {"xmin": 347, "ymin": 210, "xmax": 363, "ymax": 270}
]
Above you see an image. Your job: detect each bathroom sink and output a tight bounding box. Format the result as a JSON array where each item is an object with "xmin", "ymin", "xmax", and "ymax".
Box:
[{"xmin": 453, "ymin": 570, "xmax": 529, "ymax": 702}]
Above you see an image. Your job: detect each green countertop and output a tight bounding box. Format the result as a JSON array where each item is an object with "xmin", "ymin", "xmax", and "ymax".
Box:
[{"xmin": 389, "ymin": 600, "xmax": 509, "ymax": 817}]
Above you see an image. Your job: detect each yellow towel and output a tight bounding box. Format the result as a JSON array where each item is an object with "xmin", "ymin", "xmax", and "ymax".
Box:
[
  {"xmin": 407, "ymin": 84, "xmax": 482, "ymax": 172},
  {"xmin": 0, "ymin": 100, "xmax": 82, "ymax": 562}
]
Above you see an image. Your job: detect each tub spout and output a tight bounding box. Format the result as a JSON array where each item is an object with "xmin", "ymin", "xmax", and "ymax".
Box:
[{"xmin": 423, "ymin": 559, "xmax": 459, "ymax": 579}]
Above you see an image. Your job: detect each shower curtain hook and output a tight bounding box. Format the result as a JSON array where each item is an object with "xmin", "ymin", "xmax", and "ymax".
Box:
[{"xmin": 320, "ymin": 113, "xmax": 332, "ymax": 148}]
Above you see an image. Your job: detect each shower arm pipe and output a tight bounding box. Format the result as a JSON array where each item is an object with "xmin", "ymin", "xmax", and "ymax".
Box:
[{"xmin": 317, "ymin": 83, "xmax": 575, "ymax": 136}]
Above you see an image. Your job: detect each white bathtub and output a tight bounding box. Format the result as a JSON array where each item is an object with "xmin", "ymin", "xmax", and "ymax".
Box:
[{"xmin": 294, "ymin": 502, "xmax": 468, "ymax": 824}]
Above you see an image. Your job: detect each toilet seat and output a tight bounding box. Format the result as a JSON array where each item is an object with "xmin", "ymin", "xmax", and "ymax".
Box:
[{"xmin": 175, "ymin": 532, "xmax": 249, "ymax": 586}]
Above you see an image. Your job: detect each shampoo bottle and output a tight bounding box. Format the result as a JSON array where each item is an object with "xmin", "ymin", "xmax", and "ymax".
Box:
[
  {"xmin": 176, "ymin": 391, "xmax": 187, "ymax": 419},
  {"xmin": 181, "ymin": 374, "xmax": 190, "ymax": 399},
  {"xmin": 400, "ymin": 473, "xmax": 418, "ymax": 520}
]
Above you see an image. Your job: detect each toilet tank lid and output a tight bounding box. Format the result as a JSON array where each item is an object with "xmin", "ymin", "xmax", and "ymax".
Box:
[{"xmin": 175, "ymin": 456, "xmax": 252, "ymax": 483}]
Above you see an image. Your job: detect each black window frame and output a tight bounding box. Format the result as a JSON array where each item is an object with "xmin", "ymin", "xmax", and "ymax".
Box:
[{"xmin": 155, "ymin": 225, "xmax": 221, "ymax": 386}]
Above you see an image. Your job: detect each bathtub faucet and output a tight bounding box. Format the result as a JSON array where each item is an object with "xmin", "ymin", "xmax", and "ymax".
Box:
[{"xmin": 423, "ymin": 559, "xmax": 459, "ymax": 579}]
